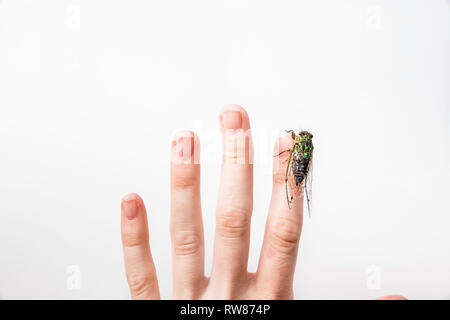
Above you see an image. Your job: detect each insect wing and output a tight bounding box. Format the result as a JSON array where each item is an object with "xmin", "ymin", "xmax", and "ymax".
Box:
[
  {"xmin": 304, "ymin": 154, "xmax": 313, "ymax": 216},
  {"xmin": 285, "ymin": 151, "xmax": 294, "ymax": 209},
  {"xmin": 286, "ymin": 155, "xmax": 303, "ymax": 210}
]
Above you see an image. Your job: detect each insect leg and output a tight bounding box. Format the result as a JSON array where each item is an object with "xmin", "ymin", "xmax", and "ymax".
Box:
[
  {"xmin": 274, "ymin": 148, "xmax": 292, "ymax": 158},
  {"xmin": 285, "ymin": 151, "xmax": 293, "ymax": 209},
  {"xmin": 285, "ymin": 130, "xmax": 296, "ymax": 140},
  {"xmin": 305, "ymin": 182, "xmax": 311, "ymax": 218}
]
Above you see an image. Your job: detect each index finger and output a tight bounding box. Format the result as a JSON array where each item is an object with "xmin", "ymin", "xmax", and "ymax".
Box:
[{"xmin": 255, "ymin": 134, "xmax": 303, "ymax": 298}]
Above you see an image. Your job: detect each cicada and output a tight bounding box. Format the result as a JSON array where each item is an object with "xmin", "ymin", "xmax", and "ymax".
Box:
[{"xmin": 275, "ymin": 130, "xmax": 314, "ymax": 215}]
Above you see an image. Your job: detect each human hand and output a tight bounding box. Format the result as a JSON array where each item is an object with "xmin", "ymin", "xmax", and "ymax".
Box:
[
  {"xmin": 119, "ymin": 104, "xmax": 407, "ymax": 300},
  {"xmin": 120, "ymin": 104, "xmax": 304, "ymax": 299}
]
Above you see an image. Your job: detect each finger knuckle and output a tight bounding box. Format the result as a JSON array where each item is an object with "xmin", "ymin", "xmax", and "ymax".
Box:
[
  {"xmin": 217, "ymin": 207, "xmax": 251, "ymax": 239},
  {"xmin": 127, "ymin": 273, "xmax": 155, "ymax": 299},
  {"xmin": 171, "ymin": 173, "xmax": 199, "ymax": 189},
  {"xmin": 223, "ymin": 149, "xmax": 246, "ymax": 163},
  {"xmin": 172, "ymin": 230, "xmax": 202, "ymax": 256},
  {"xmin": 261, "ymin": 287, "xmax": 294, "ymax": 300},
  {"xmin": 269, "ymin": 217, "xmax": 301, "ymax": 254},
  {"xmin": 122, "ymin": 230, "xmax": 148, "ymax": 248}
]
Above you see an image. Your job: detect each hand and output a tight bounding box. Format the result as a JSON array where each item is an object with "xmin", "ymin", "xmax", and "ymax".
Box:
[
  {"xmin": 119, "ymin": 104, "xmax": 407, "ymax": 300},
  {"xmin": 120, "ymin": 104, "xmax": 303, "ymax": 299}
]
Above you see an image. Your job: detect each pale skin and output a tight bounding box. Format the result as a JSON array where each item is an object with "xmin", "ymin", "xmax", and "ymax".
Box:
[{"xmin": 120, "ymin": 104, "xmax": 407, "ymax": 300}]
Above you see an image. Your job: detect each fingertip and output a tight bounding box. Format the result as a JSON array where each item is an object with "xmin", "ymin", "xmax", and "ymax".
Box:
[
  {"xmin": 122, "ymin": 192, "xmax": 141, "ymax": 202},
  {"xmin": 274, "ymin": 132, "xmax": 295, "ymax": 155},
  {"xmin": 219, "ymin": 104, "xmax": 250, "ymax": 131},
  {"xmin": 219, "ymin": 104, "xmax": 248, "ymax": 116},
  {"xmin": 219, "ymin": 105, "xmax": 253, "ymax": 164},
  {"xmin": 172, "ymin": 129, "xmax": 197, "ymax": 142},
  {"xmin": 122, "ymin": 193, "xmax": 145, "ymax": 208},
  {"xmin": 121, "ymin": 193, "xmax": 145, "ymax": 220},
  {"xmin": 171, "ymin": 130, "xmax": 200, "ymax": 164},
  {"xmin": 273, "ymin": 133, "xmax": 295, "ymax": 179}
]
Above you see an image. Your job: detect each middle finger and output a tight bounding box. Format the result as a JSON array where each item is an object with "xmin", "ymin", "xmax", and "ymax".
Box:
[{"xmin": 211, "ymin": 105, "xmax": 253, "ymax": 292}]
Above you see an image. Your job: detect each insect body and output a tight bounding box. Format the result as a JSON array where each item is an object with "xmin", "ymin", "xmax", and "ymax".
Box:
[{"xmin": 275, "ymin": 130, "xmax": 314, "ymax": 215}]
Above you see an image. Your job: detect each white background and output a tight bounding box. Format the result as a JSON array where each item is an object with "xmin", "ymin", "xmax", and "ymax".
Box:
[{"xmin": 0, "ymin": 0, "xmax": 449, "ymax": 299}]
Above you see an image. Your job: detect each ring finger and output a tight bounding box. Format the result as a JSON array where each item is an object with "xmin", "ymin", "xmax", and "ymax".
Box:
[{"xmin": 170, "ymin": 130, "xmax": 205, "ymax": 298}]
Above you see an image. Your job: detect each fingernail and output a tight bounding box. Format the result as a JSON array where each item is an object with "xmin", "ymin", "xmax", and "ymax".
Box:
[
  {"xmin": 221, "ymin": 110, "xmax": 242, "ymax": 130},
  {"xmin": 174, "ymin": 131, "xmax": 194, "ymax": 162},
  {"xmin": 122, "ymin": 194, "xmax": 139, "ymax": 220}
]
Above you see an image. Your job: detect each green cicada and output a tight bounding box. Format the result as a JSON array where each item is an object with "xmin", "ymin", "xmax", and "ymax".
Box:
[{"xmin": 275, "ymin": 130, "xmax": 314, "ymax": 215}]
